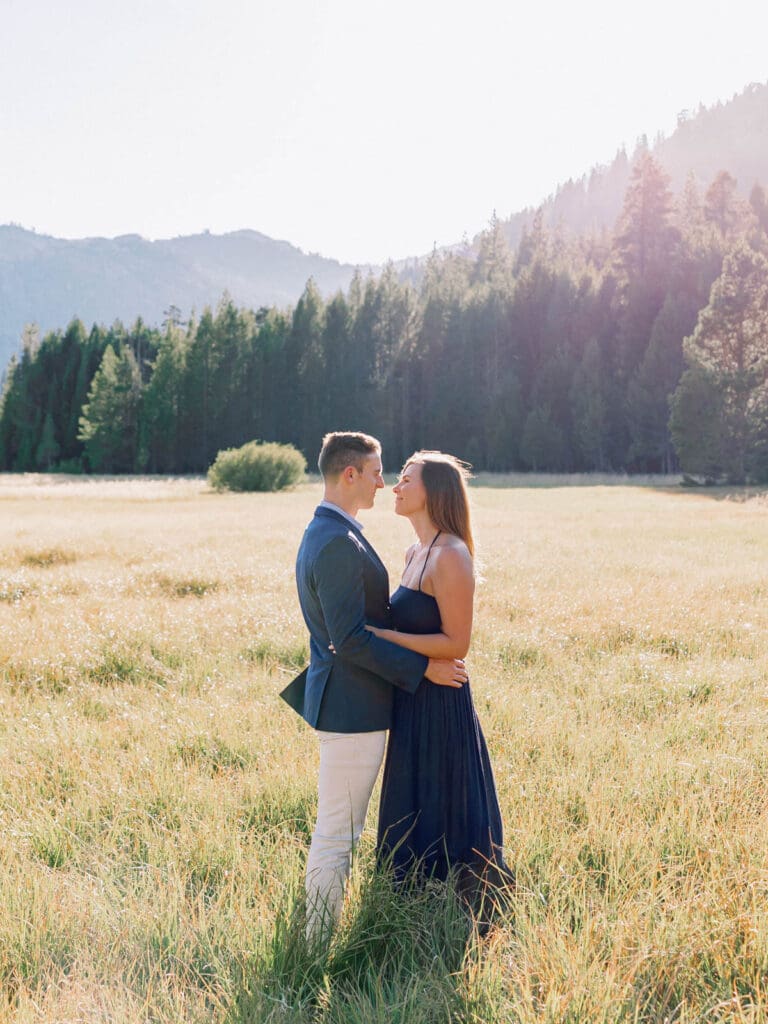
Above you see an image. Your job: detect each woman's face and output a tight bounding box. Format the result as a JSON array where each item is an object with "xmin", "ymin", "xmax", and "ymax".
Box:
[{"xmin": 393, "ymin": 461, "xmax": 427, "ymax": 517}]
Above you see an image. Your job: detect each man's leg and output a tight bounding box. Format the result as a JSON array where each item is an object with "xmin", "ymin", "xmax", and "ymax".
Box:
[{"xmin": 305, "ymin": 729, "xmax": 386, "ymax": 940}]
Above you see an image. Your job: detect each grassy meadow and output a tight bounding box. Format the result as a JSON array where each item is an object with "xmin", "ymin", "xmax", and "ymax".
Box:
[{"xmin": 1, "ymin": 473, "xmax": 768, "ymax": 1023}]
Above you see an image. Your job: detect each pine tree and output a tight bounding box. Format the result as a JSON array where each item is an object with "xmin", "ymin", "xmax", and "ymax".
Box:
[
  {"xmin": 669, "ymin": 365, "xmax": 724, "ymax": 480},
  {"xmin": 253, "ymin": 308, "xmax": 292, "ymax": 448},
  {"xmin": 704, "ymin": 171, "xmax": 744, "ymax": 239},
  {"xmin": 615, "ymin": 153, "xmax": 678, "ymax": 287},
  {"xmin": 520, "ymin": 405, "xmax": 567, "ymax": 471},
  {"xmin": 321, "ymin": 291, "xmax": 356, "ymax": 432},
  {"xmin": 0, "ymin": 326, "xmax": 42, "ymax": 470},
  {"xmin": 180, "ymin": 310, "xmax": 215, "ymax": 471},
  {"xmin": 0, "ymin": 355, "xmax": 20, "ymax": 469},
  {"xmin": 671, "ymin": 243, "xmax": 768, "ymax": 482},
  {"xmin": 141, "ymin": 323, "xmax": 186, "ymax": 473},
  {"xmin": 78, "ymin": 345, "xmax": 142, "ymax": 472},
  {"xmin": 473, "ymin": 212, "xmax": 512, "ymax": 286},
  {"xmin": 210, "ymin": 297, "xmax": 253, "ymax": 453},
  {"xmin": 626, "ymin": 292, "xmax": 696, "ymax": 471},
  {"xmin": 676, "ymin": 173, "xmax": 709, "ymax": 256},
  {"xmin": 35, "ymin": 411, "xmax": 60, "ymax": 470},
  {"xmin": 410, "ymin": 253, "xmax": 470, "ymax": 465},
  {"xmin": 571, "ymin": 339, "xmax": 608, "ymax": 470},
  {"xmin": 484, "ymin": 367, "xmax": 523, "ymax": 471},
  {"xmin": 57, "ymin": 324, "xmax": 109, "ymax": 467},
  {"xmin": 290, "ymin": 279, "xmax": 326, "ymax": 454}
]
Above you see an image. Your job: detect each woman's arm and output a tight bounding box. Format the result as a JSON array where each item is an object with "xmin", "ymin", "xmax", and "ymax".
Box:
[{"xmin": 368, "ymin": 544, "xmax": 474, "ymax": 659}]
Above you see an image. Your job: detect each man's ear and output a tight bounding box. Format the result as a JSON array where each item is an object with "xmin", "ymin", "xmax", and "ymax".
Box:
[{"xmin": 343, "ymin": 465, "xmax": 358, "ymax": 484}]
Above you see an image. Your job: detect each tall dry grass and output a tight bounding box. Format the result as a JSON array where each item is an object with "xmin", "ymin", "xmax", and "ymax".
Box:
[{"xmin": 1, "ymin": 474, "xmax": 767, "ymax": 1022}]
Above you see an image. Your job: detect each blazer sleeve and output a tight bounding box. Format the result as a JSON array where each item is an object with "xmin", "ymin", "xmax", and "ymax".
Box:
[{"xmin": 313, "ymin": 535, "xmax": 427, "ymax": 694}]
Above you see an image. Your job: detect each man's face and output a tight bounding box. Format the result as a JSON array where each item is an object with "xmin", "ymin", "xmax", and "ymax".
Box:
[{"xmin": 354, "ymin": 452, "xmax": 385, "ymax": 509}]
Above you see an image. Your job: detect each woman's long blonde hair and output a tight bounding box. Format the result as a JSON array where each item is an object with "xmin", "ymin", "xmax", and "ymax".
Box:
[{"xmin": 404, "ymin": 450, "xmax": 474, "ymax": 556}]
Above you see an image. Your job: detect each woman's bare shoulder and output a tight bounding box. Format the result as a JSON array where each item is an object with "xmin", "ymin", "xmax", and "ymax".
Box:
[
  {"xmin": 437, "ymin": 533, "xmax": 470, "ymax": 555},
  {"xmin": 433, "ymin": 535, "xmax": 473, "ymax": 572}
]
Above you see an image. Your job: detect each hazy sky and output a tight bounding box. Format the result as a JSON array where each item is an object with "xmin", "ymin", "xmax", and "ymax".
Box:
[{"xmin": 1, "ymin": 0, "xmax": 766, "ymax": 264}]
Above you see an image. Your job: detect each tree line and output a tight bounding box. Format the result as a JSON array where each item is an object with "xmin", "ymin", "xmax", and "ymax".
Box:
[{"xmin": 2, "ymin": 153, "xmax": 768, "ymax": 480}]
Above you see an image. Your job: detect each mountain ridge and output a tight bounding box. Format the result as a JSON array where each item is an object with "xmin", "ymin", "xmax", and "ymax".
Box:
[
  {"xmin": 0, "ymin": 225, "xmax": 368, "ymax": 370},
  {"xmin": 2, "ymin": 80, "xmax": 767, "ymax": 372}
]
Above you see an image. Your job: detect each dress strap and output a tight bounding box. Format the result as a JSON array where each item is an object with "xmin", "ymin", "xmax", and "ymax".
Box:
[{"xmin": 418, "ymin": 531, "xmax": 442, "ymax": 591}]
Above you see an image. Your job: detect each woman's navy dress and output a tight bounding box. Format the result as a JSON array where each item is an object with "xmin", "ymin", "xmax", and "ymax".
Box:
[{"xmin": 377, "ymin": 550, "xmax": 511, "ymax": 899}]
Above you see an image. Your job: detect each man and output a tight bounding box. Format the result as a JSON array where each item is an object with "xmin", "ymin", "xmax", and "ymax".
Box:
[{"xmin": 282, "ymin": 431, "xmax": 467, "ymax": 939}]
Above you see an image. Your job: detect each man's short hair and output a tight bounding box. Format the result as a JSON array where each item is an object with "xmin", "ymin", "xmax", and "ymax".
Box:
[{"xmin": 318, "ymin": 431, "xmax": 381, "ymax": 480}]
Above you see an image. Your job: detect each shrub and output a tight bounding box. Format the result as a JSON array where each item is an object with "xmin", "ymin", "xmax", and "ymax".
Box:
[{"xmin": 207, "ymin": 440, "xmax": 306, "ymax": 493}]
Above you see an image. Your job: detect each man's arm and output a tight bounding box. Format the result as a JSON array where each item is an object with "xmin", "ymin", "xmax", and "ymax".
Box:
[{"xmin": 313, "ymin": 536, "xmax": 464, "ymax": 693}]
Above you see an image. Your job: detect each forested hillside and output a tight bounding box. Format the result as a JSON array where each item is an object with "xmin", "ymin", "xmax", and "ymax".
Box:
[
  {"xmin": 2, "ymin": 83, "xmax": 767, "ymax": 377},
  {"xmin": 0, "ymin": 227, "xmax": 363, "ymax": 370},
  {"xmin": 497, "ymin": 82, "xmax": 768, "ymax": 252},
  {"xmin": 3, "ymin": 152, "xmax": 768, "ymax": 480}
]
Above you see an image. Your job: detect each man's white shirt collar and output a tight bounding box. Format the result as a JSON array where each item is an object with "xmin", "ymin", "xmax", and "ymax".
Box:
[{"xmin": 319, "ymin": 499, "xmax": 364, "ymax": 532}]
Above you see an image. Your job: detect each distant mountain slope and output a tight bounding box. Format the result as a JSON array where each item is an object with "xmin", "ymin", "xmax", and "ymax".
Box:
[
  {"xmin": 496, "ymin": 81, "xmax": 768, "ymax": 250},
  {"xmin": 0, "ymin": 227, "xmax": 364, "ymax": 370},
  {"xmin": 2, "ymin": 82, "xmax": 766, "ymax": 374}
]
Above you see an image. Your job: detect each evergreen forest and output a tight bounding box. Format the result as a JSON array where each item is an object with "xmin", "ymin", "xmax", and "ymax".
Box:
[{"xmin": 2, "ymin": 152, "xmax": 768, "ymax": 481}]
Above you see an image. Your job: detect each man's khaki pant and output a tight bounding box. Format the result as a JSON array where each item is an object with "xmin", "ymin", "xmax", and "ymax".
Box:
[{"xmin": 305, "ymin": 729, "xmax": 387, "ymax": 940}]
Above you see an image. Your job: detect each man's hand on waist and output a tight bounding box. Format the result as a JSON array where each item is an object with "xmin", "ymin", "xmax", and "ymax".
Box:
[{"xmin": 425, "ymin": 658, "xmax": 467, "ymax": 688}]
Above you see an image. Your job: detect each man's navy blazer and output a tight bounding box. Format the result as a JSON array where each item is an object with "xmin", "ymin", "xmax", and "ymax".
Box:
[{"xmin": 286, "ymin": 504, "xmax": 428, "ymax": 732}]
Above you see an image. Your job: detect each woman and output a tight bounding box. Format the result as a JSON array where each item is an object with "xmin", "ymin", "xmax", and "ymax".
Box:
[{"xmin": 367, "ymin": 450, "xmax": 512, "ymax": 909}]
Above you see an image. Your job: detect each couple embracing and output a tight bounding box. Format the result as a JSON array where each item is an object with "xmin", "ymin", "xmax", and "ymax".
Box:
[{"xmin": 282, "ymin": 431, "xmax": 511, "ymax": 939}]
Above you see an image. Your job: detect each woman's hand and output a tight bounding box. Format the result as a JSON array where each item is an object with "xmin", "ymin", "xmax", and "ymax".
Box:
[{"xmin": 331, "ymin": 624, "xmax": 389, "ymax": 653}]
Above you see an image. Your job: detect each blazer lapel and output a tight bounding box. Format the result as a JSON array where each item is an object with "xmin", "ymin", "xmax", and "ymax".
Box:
[{"xmin": 314, "ymin": 505, "xmax": 389, "ymax": 577}]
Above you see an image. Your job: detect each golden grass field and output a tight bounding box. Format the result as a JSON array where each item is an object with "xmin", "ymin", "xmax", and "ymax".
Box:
[{"xmin": 1, "ymin": 473, "xmax": 768, "ymax": 1023}]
